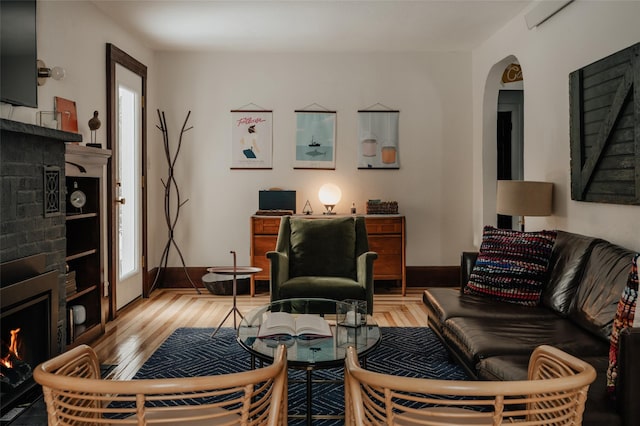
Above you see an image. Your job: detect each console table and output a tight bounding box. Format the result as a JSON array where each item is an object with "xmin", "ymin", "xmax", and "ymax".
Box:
[{"xmin": 249, "ymin": 215, "xmax": 406, "ymax": 296}]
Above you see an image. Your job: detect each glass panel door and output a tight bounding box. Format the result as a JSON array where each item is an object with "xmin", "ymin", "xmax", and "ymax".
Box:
[{"xmin": 115, "ymin": 63, "xmax": 142, "ymax": 309}]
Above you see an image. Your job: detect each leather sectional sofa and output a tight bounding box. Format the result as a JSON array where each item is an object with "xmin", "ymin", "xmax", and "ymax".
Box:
[{"xmin": 423, "ymin": 230, "xmax": 639, "ymax": 426}]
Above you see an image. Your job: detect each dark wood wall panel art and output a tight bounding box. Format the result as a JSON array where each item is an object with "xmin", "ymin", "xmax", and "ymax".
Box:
[{"xmin": 569, "ymin": 42, "xmax": 640, "ymax": 205}]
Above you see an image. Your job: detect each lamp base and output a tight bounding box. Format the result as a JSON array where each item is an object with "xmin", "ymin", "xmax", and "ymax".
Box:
[{"xmin": 323, "ymin": 204, "xmax": 336, "ymax": 215}]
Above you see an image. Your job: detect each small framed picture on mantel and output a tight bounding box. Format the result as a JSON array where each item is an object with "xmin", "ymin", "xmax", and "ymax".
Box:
[{"xmin": 55, "ymin": 96, "xmax": 78, "ymax": 133}]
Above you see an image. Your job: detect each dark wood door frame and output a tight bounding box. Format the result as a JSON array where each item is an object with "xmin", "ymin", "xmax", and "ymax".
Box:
[{"xmin": 106, "ymin": 43, "xmax": 148, "ymax": 320}]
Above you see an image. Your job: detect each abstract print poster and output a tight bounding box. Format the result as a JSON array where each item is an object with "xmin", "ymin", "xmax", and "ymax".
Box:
[
  {"xmin": 231, "ymin": 110, "xmax": 273, "ymax": 169},
  {"xmin": 358, "ymin": 110, "xmax": 399, "ymax": 169},
  {"xmin": 294, "ymin": 111, "xmax": 336, "ymax": 169}
]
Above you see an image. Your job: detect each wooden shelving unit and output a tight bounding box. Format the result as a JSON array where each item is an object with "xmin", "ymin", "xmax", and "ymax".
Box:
[
  {"xmin": 65, "ymin": 145, "xmax": 111, "ymax": 349},
  {"xmin": 65, "ymin": 175, "xmax": 104, "ymax": 347}
]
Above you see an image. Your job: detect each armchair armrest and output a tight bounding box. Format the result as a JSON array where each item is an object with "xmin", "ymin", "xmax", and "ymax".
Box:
[
  {"xmin": 266, "ymin": 251, "xmax": 289, "ymax": 301},
  {"xmin": 460, "ymin": 251, "xmax": 478, "ymax": 292},
  {"xmin": 357, "ymin": 251, "xmax": 378, "ymax": 315},
  {"xmin": 618, "ymin": 327, "xmax": 640, "ymax": 426}
]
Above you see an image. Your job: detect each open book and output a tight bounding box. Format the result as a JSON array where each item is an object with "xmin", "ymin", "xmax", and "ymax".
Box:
[{"xmin": 257, "ymin": 312, "xmax": 332, "ymax": 339}]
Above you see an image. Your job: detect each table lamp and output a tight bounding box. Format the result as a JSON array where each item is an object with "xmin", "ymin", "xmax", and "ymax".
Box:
[
  {"xmin": 496, "ymin": 180, "xmax": 553, "ymax": 231},
  {"xmin": 318, "ymin": 183, "xmax": 342, "ymax": 215}
]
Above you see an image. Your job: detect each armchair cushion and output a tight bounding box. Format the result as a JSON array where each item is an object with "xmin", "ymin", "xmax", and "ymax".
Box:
[
  {"xmin": 279, "ymin": 276, "xmax": 366, "ymax": 301},
  {"xmin": 289, "ymin": 216, "xmax": 356, "ymax": 280}
]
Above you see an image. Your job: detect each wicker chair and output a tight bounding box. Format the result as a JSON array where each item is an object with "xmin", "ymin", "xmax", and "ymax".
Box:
[
  {"xmin": 34, "ymin": 344, "xmax": 288, "ymax": 425},
  {"xmin": 344, "ymin": 345, "xmax": 596, "ymax": 426}
]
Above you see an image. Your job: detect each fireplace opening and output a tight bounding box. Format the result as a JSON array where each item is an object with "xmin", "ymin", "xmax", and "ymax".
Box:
[
  {"xmin": 0, "ymin": 255, "xmax": 59, "ymax": 420},
  {"xmin": 1, "ymin": 295, "xmax": 50, "ymax": 408}
]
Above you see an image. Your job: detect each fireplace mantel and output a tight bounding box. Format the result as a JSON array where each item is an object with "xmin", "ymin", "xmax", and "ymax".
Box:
[{"xmin": 0, "ymin": 118, "xmax": 83, "ymax": 143}]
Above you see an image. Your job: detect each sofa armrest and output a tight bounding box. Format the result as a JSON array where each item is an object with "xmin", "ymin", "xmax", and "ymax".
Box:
[
  {"xmin": 266, "ymin": 251, "xmax": 289, "ymax": 301},
  {"xmin": 357, "ymin": 251, "xmax": 378, "ymax": 315},
  {"xmin": 618, "ymin": 327, "xmax": 640, "ymax": 426},
  {"xmin": 460, "ymin": 251, "xmax": 478, "ymax": 291}
]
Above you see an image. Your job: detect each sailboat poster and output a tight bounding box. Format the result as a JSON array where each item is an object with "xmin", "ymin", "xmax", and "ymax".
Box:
[
  {"xmin": 294, "ymin": 111, "xmax": 336, "ymax": 169},
  {"xmin": 231, "ymin": 110, "xmax": 273, "ymax": 169}
]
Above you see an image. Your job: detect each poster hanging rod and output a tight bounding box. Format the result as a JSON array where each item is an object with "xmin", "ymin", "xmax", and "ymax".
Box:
[{"xmin": 232, "ymin": 102, "xmax": 271, "ymax": 112}]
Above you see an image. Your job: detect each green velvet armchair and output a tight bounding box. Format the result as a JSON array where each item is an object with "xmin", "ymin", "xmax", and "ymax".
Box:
[{"xmin": 267, "ymin": 216, "xmax": 378, "ymax": 314}]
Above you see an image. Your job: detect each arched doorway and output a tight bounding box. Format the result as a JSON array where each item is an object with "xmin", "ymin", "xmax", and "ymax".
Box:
[
  {"xmin": 479, "ymin": 55, "xmax": 524, "ymax": 232},
  {"xmin": 497, "ymin": 63, "xmax": 524, "ymax": 229}
]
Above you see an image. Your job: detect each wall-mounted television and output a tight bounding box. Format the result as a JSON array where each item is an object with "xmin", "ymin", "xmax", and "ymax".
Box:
[{"xmin": 0, "ymin": 0, "xmax": 38, "ymax": 108}]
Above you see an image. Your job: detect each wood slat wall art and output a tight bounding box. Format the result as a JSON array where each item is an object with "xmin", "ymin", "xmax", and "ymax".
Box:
[{"xmin": 569, "ymin": 42, "xmax": 640, "ymax": 205}]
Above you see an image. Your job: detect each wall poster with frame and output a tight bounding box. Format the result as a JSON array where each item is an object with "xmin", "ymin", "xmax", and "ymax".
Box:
[
  {"xmin": 294, "ymin": 110, "xmax": 337, "ymax": 169},
  {"xmin": 358, "ymin": 110, "xmax": 399, "ymax": 169},
  {"xmin": 230, "ymin": 110, "xmax": 273, "ymax": 169}
]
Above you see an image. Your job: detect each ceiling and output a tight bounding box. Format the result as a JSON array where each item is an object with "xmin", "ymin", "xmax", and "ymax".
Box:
[{"xmin": 91, "ymin": 0, "xmax": 532, "ymax": 52}]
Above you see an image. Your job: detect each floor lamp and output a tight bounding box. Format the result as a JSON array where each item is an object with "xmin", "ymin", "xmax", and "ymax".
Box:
[{"xmin": 496, "ymin": 180, "xmax": 553, "ymax": 231}]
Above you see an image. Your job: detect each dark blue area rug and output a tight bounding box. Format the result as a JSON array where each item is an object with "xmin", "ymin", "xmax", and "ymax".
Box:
[{"xmin": 134, "ymin": 327, "xmax": 468, "ymax": 425}]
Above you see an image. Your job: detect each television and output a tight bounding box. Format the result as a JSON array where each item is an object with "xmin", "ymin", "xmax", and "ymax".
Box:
[{"xmin": 0, "ymin": 0, "xmax": 38, "ymax": 108}]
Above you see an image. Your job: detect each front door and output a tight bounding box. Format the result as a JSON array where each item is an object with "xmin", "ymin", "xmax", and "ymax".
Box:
[{"xmin": 114, "ymin": 63, "xmax": 143, "ymax": 310}]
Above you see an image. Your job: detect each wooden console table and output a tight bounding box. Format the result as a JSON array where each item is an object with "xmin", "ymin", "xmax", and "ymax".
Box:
[{"xmin": 249, "ymin": 215, "xmax": 406, "ymax": 296}]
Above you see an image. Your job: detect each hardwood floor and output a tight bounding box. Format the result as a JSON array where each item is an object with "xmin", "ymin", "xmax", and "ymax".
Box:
[{"xmin": 91, "ymin": 286, "xmax": 430, "ymax": 380}]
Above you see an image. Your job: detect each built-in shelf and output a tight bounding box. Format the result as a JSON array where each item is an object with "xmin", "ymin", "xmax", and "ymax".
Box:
[
  {"xmin": 67, "ymin": 285, "xmax": 98, "ymax": 303},
  {"xmin": 66, "ymin": 212, "xmax": 98, "ymax": 221},
  {"xmin": 65, "ymin": 160, "xmax": 108, "ymax": 348},
  {"xmin": 66, "ymin": 249, "xmax": 98, "ymax": 262}
]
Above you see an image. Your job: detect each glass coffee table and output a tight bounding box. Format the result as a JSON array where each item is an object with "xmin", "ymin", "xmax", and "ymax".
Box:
[{"xmin": 237, "ymin": 298, "xmax": 381, "ymax": 425}]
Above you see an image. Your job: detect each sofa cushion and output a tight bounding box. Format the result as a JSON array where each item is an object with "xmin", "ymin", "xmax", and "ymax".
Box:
[
  {"xmin": 477, "ymin": 354, "xmax": 529, "ymax": 381},
  {"xmin": 607, "ymin": 253, "xmax": 639, "ymax": 397},
  {"xmin": 543, "ymin": 231, "xmax": 601, "ymax": 316},
  {"xmin": 289, "ymin": 217, "xmax": 356, "ymax": 279},
  {"xmin": 423, "ymin": 288, "xmax": 553, "ymax": 335},
  {"xmin": 569, "ymin": 242, "xmax": 636, "ymax": 342},
  {"xmin": 442, "ymin": 316, "xmax": 609, "ymax": 367},
  {"xmin": 463, "ymin": 226, "xmax": 556, "ymax": 306}
]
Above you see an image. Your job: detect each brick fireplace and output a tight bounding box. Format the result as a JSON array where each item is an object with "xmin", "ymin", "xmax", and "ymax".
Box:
[{"xmin": 0, "ymin": 118, "xmax": 81, "ymax": 417}]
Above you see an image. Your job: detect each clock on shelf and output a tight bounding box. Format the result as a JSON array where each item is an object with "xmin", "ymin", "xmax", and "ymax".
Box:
[
  {"xmin": 68, "ymin": 180, "xmax": 88, "ymax": 214},
  {"xmin": 70, "ymin": 189, "xmax": 86, "ymax": 209}
]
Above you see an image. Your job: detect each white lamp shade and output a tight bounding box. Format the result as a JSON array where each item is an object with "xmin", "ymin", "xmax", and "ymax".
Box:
[
  {"xmin": 496, "ymin": 180, "xmax": 553, "ymax": 217},
  {"xmin": 318, "ymin": 183, "xmax": 342, "ymax": 206}
]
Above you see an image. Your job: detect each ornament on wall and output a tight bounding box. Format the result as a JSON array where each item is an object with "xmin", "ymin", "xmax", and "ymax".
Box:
[{"xmin": 501, "ymin": 63, "xmax": 523, "ymax": 84}]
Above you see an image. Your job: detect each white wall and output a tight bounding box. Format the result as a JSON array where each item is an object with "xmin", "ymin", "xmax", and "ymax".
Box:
[
  {"xmin": 150, "ymin": 51, "xmax": 474, "ymax": 268},
  {"xmin": 20, "ymin": 0, "xmax": 639, "ymax": 275},
  {"xmin": 472, "ymin": 0, "xmax": 640, "ymax": 251},
  {"xmin": 11, "ymin": 1, "xmax": 154, "ymax": 146}
]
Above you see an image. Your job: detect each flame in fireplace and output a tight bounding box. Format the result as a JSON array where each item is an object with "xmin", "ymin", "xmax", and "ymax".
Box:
[{"xmin": 1, "ymin": 328, "xmax": 22, "ymax": 370}]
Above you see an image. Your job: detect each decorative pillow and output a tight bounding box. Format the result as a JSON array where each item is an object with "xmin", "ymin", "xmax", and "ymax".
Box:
[
  {"xmin": 463, "ymin": 226, "xmax": 557, "ymax": 306},
  {"xmin": 289, "ymin": 217, "xmax": 356, "ymax": 280},
  {"xmin": 607, "ymin": 253, "xmax": 639, "ymax": 399}
]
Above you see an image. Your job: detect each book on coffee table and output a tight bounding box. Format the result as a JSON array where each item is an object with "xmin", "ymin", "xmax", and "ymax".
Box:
[{"xmin": 258, "ymin": 312, "xmax": 332, "ymax": 339}]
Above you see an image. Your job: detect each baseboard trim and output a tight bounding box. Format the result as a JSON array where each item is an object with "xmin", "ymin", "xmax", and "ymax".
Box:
[
  {"xmin": 407, "ymin": 266, "xmax": 459, "ymax": 287},
  {"xmin": 147, "ymin": 265, "xmax": 460, "ymax": 290}
]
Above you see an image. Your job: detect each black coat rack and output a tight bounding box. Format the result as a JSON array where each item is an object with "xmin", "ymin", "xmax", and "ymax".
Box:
[{"xmin": 150, "ymin": 110, "xmax": 200, "ymax": 294}]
